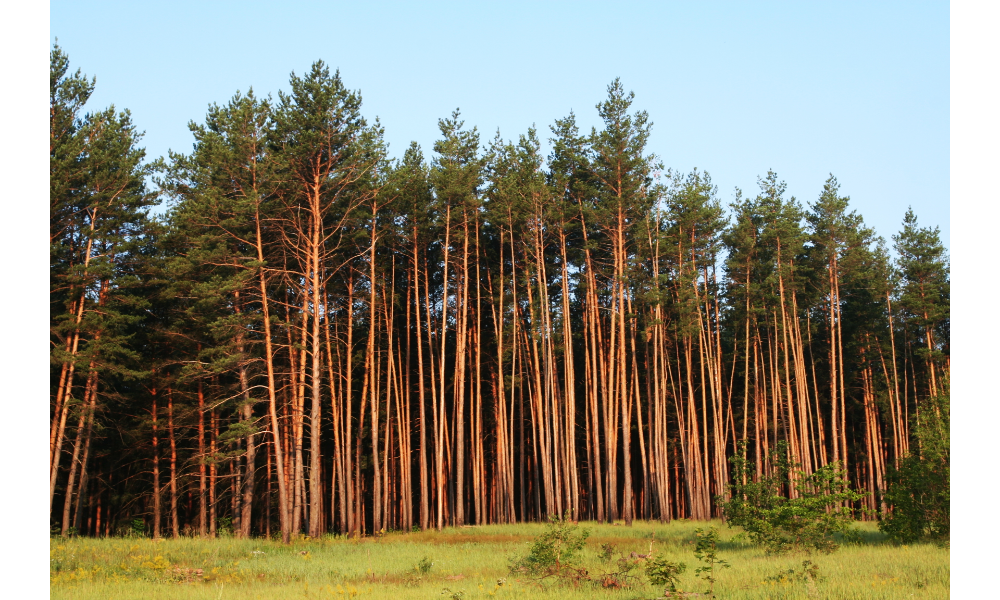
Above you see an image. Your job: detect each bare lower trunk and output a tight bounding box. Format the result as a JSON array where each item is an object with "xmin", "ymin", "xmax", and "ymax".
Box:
[
  {"xmin": 152, "ymin": 384, "xmax": 161, "ymax": 539},
  {"xmin": 168, "ymin": 389, "xmax": 179, "ymax": 539},
  {"xmin": 195, "ymin": 377, "xmax": 206, "ymax": 536}
]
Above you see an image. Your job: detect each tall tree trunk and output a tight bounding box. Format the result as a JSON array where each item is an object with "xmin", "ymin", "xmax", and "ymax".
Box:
[
  {"xmin": 210, "ymin": 406, "xmax": 218, "ymax": 537},
  {"xmin": 436, "ymin": 205, "xmax": 451, "ymax": 530},
  {"xmin": 308, "ymin": 185, "xmax": 324, "ymax": 538},
  {"xmin": 234, "ymin": 292, "xmax": 258, "ymax": 539},
  {"xmin": 198, "ymin": 378, "xmax": 207, "ymax": 537},
  {"xmin": 366, "ymin": 212, "xmax": 382, "ymax": 534},
  {"xmin": 72, "ymin": 387, "xmax": 97, "ymax": 533},
  {"xmin": 454, "ymin": 210, "xmax": 470, "ymax": 526},
  {"xmin": 152, "ymin": 384, "xmax": 161, "ymax": 540},
  {"xmin": 62, "ymin": 368, "xmax": 97, "ymax": 536},
  {"xmin": 168, "ymin": 388, "xmax": 180, "ymax": 539},
  {"xmin": 413, "ymin": 232, "xmax": 430, "ymax": 530},
  {"xmin": 254, "ymin": 212, "xmax": 290, "ymax": 543},
  {"xmin": 50, "ymin": 207, "xmax": 99, "ymax": 512}
]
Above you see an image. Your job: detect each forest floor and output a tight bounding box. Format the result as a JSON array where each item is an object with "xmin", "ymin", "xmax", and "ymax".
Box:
[{"xmin": 50, "ymin": 520, "xmax": 948, "ymax": 599}]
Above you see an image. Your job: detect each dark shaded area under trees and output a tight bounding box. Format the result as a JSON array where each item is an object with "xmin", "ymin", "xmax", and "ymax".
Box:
[{"xmin": 50, "ymin": 46, "xmax": 949, "ymax": 541}]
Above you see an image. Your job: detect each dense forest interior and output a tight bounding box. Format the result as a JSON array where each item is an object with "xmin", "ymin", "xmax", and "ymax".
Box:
[{"xmin": 50, "ymin": 47, "xmax": 949, "ymax": 541}]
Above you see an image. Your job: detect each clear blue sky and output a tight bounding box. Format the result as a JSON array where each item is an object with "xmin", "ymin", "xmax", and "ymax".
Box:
[{"xmin": 50, "ymin": 0, "xmax": 949, "ymax": 250}]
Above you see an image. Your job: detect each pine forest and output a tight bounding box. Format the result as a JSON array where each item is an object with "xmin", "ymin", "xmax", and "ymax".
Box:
[{"xmin": 50, "ymin": 47, "xmax": 950, "ymax": 542}]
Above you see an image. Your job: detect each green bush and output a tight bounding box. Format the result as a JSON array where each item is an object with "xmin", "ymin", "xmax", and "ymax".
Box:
[
  {"xmin": 128, "ymin": 518, "xmax": 147, "ymax": 538},
  {"xmin": 720, "ymin": 441, "xmax": 865, "ymax": 554},
  {"xmin": 509, "ymin": 513, "xmax": 590, "ymax": 582},
  {"xmin": 645, "ymin": 556, "xmax": 686, "ymax": 593},
  {"xmin": 879, "ymin": 388, "xmax": 949, "ymax": 544},
  {"xmin": 415, "ymin": 556, "xmax": 434, "ymax": 574}
]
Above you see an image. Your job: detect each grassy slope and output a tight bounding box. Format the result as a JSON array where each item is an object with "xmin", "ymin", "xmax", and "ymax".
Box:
[{"xmin": 50, "ymin": 520, "xmax": 948, "ymax": 599}]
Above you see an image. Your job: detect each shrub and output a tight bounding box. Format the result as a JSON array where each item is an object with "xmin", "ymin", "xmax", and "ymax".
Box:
[
  {"xmin": 415, "ymin": 556, "xmax": 434, "ymax": 574},
  {"xmin": 879, "ymin": 387, "xmax": 949, "ymax": 544},
  {"xmin": 128, "ymin": 518, "xmax": 147, "ymax": 538},
  {"xmin": 509, "ymin": 513, "xmax": 590, "ymax": 583},
  {"xmin": 217, "ymin": 516, "xmax": 234, "ymax": 537},
  {"xmin": 720, "ymin": 441, "xmax": 865, "ymax": 554},
  {"xmin": 645, "ymin": 556, "xmax": 687, "ymax": 594},
  {"xmin": 594, "ymin": 542, "xmax": 645, "ymax": 590}
]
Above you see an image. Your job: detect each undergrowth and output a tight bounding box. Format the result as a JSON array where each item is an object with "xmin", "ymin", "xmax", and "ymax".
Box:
[{"xmin": 50, "ymin": 519, "xmax": 948, "ymax": 599}]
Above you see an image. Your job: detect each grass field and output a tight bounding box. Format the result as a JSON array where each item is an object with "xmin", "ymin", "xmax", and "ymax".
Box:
[{"xmin": 49, "ymin": 520, "xmax": 948, "ymax": 599}]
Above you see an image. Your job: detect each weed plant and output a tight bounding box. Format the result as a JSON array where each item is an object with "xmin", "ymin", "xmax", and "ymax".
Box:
[{"xmin": 692, "ymin": 527, "xmax": 730, "ymax": 597}]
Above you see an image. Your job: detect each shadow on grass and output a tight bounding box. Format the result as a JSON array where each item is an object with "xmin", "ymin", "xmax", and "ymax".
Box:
[{"xmin": 836, "ymin": 527, "xmax": 889, "ymax": 546}]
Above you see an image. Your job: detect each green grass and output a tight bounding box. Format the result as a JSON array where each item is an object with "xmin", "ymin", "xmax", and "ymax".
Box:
[{"xmin": 50, "ymin": 520, "xmax": 948, "ymax": 599}]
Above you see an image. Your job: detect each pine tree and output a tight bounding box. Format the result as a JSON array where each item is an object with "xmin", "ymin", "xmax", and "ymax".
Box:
[
  {"xmin": 546, "ymin": 113, "xmax": 597, "ymax": 521},
  {"xmin": 661, "ymin": 169, "xmax": 728, "ymax": 518},
  {"xmin": 893, "ymin": 209, "xmax": 949, "ymax": 399},
  {"xmin": 806, "ymin": 175, "xmax": 894, "ymax": 506},
  {"xmin": 587, "ymin": 79, "xmax": 661, "ymax": 524},
  {"xmin": 723, "ymin": 171, "xmax": 811, "ymax": 489},
  {"xmin": 162, "ymin": 88, "xmax": 284, "ymax": 540},
  {"xmin": 271, "ymin": 61, "xmax": 386, "ymax": 537},
  {"xmin": 428, "ymin": 109, "xmax": 486, "ymax": 528},
  {"xmin": 50, "ymin": 44, "xmax": 156, "ymax": 530}
]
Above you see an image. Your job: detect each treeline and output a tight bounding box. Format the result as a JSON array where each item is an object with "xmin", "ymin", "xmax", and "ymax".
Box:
[{"xmin": 50, "ymin": 48, "xmax": 949, "ymax": 540}]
